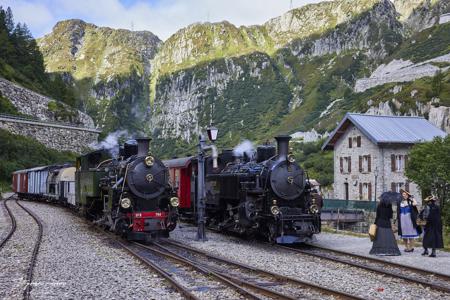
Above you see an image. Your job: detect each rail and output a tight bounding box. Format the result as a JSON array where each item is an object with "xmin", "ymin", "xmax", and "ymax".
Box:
[{"xmin": 0, "ymin": 113, "xmax": 101, "ymax": 133}]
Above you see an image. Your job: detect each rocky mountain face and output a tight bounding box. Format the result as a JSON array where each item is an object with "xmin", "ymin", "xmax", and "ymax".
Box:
[
  {"xmin": 38, "ymin": 19, "xmax": 161, "ymax": 135},
  {"xmin": 37, "ymin": 0, "xmax": 450, "ymax": 156}
]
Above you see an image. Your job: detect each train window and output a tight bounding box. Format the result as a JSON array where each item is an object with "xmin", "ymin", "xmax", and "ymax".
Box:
[{"xmin": 175, "ymin": 169, "xmax": 180, "ymax": 188}]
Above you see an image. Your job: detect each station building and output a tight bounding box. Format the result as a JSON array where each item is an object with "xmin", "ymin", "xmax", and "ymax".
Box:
[{"xmin": 322, "ymin": 113, "xmax": 447, "ymax": 203}]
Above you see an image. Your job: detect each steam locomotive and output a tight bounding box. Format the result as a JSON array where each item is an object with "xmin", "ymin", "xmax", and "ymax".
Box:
[
  {"xmin": 13, "ymin": 138, "xmax": 179, "ymax": 242},
  {"xmin": 165, "ymin": 136, "xmax": 321, "ymax": 244}
]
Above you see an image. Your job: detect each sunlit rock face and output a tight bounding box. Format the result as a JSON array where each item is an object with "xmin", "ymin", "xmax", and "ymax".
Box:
[{"xmin": 36, "ymin": 0, "xmax": 450, "ymax": 155}]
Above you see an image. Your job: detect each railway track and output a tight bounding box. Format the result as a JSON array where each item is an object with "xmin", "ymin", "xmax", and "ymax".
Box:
[
  {"xmin": 119, "ymin": 240, "xmax": 270, "ymax": 300},
  {"xmin": 0, "ymin": 197, "xmax": 43, "ymax": 300},
  {"xmin": 0, "ymin": 196, "xmax": 17, "ymax": 249},
  {"xmin": 278, "ymin": 244, "xmax": 450, "ymax": 294},
  {"xmin": 142, "ymin": 239, "xmax": 363, "ymax": 300}
]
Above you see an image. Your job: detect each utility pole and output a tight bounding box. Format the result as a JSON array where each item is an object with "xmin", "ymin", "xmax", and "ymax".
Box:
[{"xmin": 290, "ymin": 0, "xmax": 293, "ymax": 10}]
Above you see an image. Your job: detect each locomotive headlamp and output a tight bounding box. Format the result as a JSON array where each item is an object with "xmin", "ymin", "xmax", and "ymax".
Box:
[
  {"xmin": 170, "ymin": 197, "xmax": 180, "ymax": 207},
  {"xmin": 288, "ymin": 154, "xmax": 296, "ymax": 163},
  {"xmin": 145, "ymin": 156, "xmax": 155, "ymax": 167},
  {"xmin": 120, "ymin": 197, "xmax": 132, "ymax": 209},
  {"xmin": 270, "ymin": 205, "xmax": 280, "ymax": 215},
  {"xmin": 309, "ymin": 204, "xmax": 319, "ymax": 214}
]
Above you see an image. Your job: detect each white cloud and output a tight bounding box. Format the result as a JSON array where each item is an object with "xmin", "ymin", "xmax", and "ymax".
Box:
[{"xmin": 0, "ymin": 0, "xmax": 324, "ymax": 40}]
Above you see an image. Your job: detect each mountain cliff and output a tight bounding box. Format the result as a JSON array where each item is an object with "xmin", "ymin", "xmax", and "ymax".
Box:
[
  {"xmin": 38, "ymin": 19, "xmax": 161, "ymax": 135},
  {"xmin": 36, "ymin": 0, "xmax": 450, "ymax": 155}
]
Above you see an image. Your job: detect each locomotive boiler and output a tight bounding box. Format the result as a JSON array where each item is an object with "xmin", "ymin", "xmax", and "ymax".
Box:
[{"xmin": 76, "ymin": 138, "xmax": 178, "ymax": 241}]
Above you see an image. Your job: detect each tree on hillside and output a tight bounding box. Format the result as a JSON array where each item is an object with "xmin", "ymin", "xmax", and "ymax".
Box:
[
  {"xmin": 406, "ymin": 136, "xmax": 450, "ymax": 226},
  {"xmin": 0, "ymin": 6, "xmax": 77, "ymax": 111}
]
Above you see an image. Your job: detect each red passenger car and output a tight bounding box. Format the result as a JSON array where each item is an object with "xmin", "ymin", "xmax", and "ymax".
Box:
[{"xmin": 164, "ymin": 157, "xmax": 196, "ymax": 213}]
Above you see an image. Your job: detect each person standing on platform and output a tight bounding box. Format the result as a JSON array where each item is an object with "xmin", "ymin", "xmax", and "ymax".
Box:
[
  {"xmin": 370, "ymin": 194, "xmax": 401, "ymax": 256},
  {"xmin": 420, "ymin": 196, "xmax": 444, "ymax": 257},
  {"xmin": 397, "ymin": 189, "xmax": 422, "ymax": 252}
]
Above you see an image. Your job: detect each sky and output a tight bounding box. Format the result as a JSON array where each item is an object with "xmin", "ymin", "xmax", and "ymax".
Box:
[{"xmin": 0, "ymin": 0, "xmax": 324, "ymax": 40}]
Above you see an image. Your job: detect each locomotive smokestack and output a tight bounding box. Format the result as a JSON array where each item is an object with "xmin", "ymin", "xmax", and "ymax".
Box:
[
  {"xmin": 275, "ymin": 135, "xmax": 291, "ymax": 161},
  {"xmin": 136, "ymin": 138, "xmax": 151, "ymax": 156}
]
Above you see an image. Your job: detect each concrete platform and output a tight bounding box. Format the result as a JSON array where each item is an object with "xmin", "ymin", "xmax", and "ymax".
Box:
[{"xmin": 312, "ymin": 231, "xmax": 450, "ymax": 276}]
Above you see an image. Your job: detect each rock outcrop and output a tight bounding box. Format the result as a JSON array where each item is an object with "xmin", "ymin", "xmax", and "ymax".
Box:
[
  {"xmin": 0, "ymin": 77, "xmax": 94, "ymax": 128},
  {"xmin": 38, "ymin": 20, "xmax": 161, "ymax": 133}
]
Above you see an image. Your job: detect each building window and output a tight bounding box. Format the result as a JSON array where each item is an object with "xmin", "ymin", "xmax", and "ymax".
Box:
[
  {"xmin": 391, "ymin": 154, "xmax": 408, "ymax": 172},
  {"xmin": 391, "ymin": 182, "xmax": 404, "ymax": 193},
  {"xmin": 340, "ymin": 156, "xmax": 351, "ymax": 174},
  {"xmin": 359, "ymin": 182, "xmax": 372, "ymax": 200},
  {"xmin": 349, "ymin": 136, "xmax": 361, "ymax": 148},
  {"xmin": 359, "ymin": 155, "xmax": 372, "ymax": 173}
]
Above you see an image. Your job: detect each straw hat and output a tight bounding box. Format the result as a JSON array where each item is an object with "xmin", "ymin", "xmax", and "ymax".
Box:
[
  {"xmin": 424, "ymin": 195, "xmax": 437, "ymax": 202},
  {"xmin": 400, "ymin": 189, "xmax": 411, "ymax": 196}
]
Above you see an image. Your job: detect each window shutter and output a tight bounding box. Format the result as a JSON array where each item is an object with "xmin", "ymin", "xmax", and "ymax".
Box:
[
  {"xmin": 391, "ymin": 154, "xmax": 396, "ymax": 172},
  {"xmin": 368, "ymin": 155, "xmax": 371, "ymax": 172},
  {"xmin": 368, "ymin": 182, "xmax": 372, "ymax": 200},
  {"xmin": 359, "ymin": 156, "xmax": 362, "ymax": 172},
  {"xmin": 391, "ymin": 182, "xmax": 396, "ymax": 192},
  {"xmin": 348, "ymin": 157, "xmax": 351, "ymax": 173},
  {"xmin": 405, "ymin": 181, "xmax": 409, "ymax": 192},
  {"xmin": 340, "ymin": 157, "xmax": 343, "ymax": 173},
  {"xmin": 357, "ymin": 136, "xmax": 361, "ymax": 147},
  {"xmin": 404, "ymin": 155, "xmax": 408, "ymax": 169},
  {"xmin": 348, "ymin": 137, "xmax": 352, "ymax": 148},
  {"xmin": 359, "ymin": 182, "xmax": 362, "ymax": 200}
]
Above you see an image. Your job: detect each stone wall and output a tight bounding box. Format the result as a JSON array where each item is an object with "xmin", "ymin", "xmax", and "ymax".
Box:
[
  {"xmin": 0, "ymin": 77, "xmax": 95, "ymax": 128},
  {"xmin": 0, "ymin": 116, "xmax": 99, "ymax": 153}
]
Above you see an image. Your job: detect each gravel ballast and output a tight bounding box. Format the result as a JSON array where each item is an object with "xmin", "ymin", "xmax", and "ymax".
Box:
[
  {"xmin": 170, "ymin": 224, "xmax": 450, "ymax": 300},
  {"xmin": 2, "ymin": 201, "xmax": 183, "ymax": 300},
  {"xmin": 0, "ymin": 200, "xmax": 39, "ymax": 299}
]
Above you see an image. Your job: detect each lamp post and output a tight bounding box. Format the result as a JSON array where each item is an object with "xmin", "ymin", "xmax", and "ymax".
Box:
[
  {"xmin": 196, "ymin": 125, "xmax": 219, "ymax": 241},
  {"xmin": 374, "ymin": 167, "xmax": 379, "ymax": 202}
]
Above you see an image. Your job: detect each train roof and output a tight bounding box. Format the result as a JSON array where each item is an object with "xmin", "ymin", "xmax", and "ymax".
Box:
[
  {"xmin": 163, "ymin": 156, "xmax": 194, "ymax": 168},
  {"xmin": 55, "ymin": 167, "xmax": 76, "ymax": 182},
  {"xmin": 12, "ymin": 164, "xmax": 72, "ymax": 174}
]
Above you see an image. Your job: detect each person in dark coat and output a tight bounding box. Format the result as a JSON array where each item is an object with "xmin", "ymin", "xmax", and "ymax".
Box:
[
  {"xmin": 397, "ymin": 189, "xmax": 422, "ymax": 252},
  {"xmin": 420, "ymin": 196, "xmax": 444, "ymax": 257},
  {"xmin": 370, "ymin": 200, "xmax": 401, "ymax": 256}
]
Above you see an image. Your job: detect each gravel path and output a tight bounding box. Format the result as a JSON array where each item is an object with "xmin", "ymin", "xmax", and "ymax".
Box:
[
  {"xmin": 312, "ymin": 232, "xmax": 450, "ymax": 275},
  {"xmin": 170, "ymin": 224, "xmax": 450, "ymax": 300},
  {"xmin": 1, "ymin": 201, "xmax": 183, "ymax": 300},
  {"xmin": 0, "ymin": 200, "xmax": 39, "ymax": 299}
]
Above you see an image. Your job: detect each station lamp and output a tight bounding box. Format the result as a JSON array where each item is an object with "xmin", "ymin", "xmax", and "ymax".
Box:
[{"xmin": 206, "ymin": 125, "xmax": 218, "ymax": 142}]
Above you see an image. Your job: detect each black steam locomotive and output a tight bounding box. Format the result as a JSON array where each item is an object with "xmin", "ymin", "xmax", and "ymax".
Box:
[
  {"xmin": 165, "ymin": 136, "xmax": 321, "ymax": 243},
  {"xmin": 76, "ymin": 138, "xmax": 179, "ymax": 241}
]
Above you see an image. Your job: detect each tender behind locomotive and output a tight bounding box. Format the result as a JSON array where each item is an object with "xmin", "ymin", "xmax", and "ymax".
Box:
[{"xmin": 76, "ymin": 138, "xmax": 178, "ymax": 241}]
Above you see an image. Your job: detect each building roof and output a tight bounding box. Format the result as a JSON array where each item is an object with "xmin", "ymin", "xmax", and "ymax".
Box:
[{"xmin": 322, "ymin": 113, "xmax": 447, "ymax": 150}]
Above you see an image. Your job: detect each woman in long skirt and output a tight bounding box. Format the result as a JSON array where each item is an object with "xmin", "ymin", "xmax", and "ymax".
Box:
[
  {"xmin": 370, "ymin": 201, "xmax": 400, "ymax": 256},
  {"xmin": 397, "ymin": 189, "xmax": 422, "ymax": 252},
  {"xmin": 421, "ymin": 196, "xmax": 444, "ymax": 257}
]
